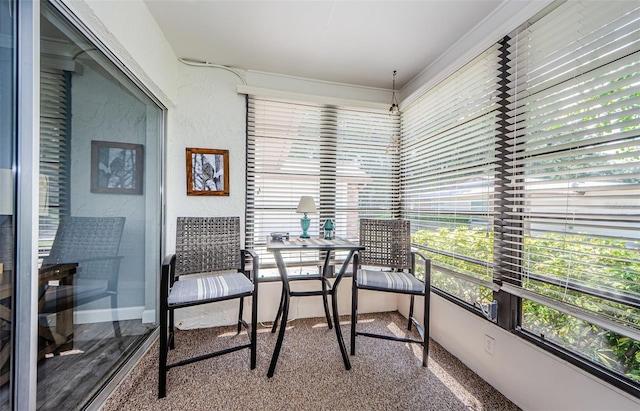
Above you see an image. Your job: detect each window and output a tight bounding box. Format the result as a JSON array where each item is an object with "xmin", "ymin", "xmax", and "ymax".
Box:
[
  {"xmin": 401, "ymin": 0, "xmax": 640, "ymax": 394},
  {"xmin": 401, "ymin": 44, "xmax": 503, "ymax": 302},
  {"xmin": 246, "ymin": 95, "xmax": 399, "ymax": 276},
  {"xmin": 504, "ymin": 1, "xmax": 640, "ymax": 389}
]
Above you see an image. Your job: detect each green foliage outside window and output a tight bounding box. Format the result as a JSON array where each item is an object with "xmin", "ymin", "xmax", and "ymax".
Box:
[{"xmin": 412, "ymin": 226, "xmax": 640, "ymax": 382}]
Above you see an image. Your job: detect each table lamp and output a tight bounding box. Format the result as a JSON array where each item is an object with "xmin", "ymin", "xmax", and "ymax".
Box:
[{"xmin": 296, "ymin": 196, "xmax": 317, "ymax": 238}]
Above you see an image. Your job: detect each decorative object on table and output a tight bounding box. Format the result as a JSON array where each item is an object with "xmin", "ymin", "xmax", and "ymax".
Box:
[
  {"xmin": 185, "ymin": 147, "xmax": 229, "ymax": 196},
  {"xmin": 91, "ymin": 140, "xmax": 144, "ymax": 195},
  {"xmin": 270, "ymin": 232, "xmax": 289, "ymax": 242},
  {"xmin": 322, "ymin": 218, "xmax": 335, "ymax": 240},
  {"xmin": 296, "ymin": 196, "xmax": 317, "ymax": 238},
  {"xmin": 389, "ymin": 70, "xmax": 400, "ymax": 115}
]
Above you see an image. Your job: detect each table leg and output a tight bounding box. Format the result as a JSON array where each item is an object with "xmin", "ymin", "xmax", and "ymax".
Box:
[
  {"xmin": 331, "ymin": 289, "xmax": 351, "ymax": 370},
  {"xmin": 268, "ymin": 250, "xmax": 291, "ymax": 378},
  {"xmin": 330, "ymin": 250, "xmax": 356, "ymax": 371},
  {"xmin": 267, "ymin": 288, "xmax": 290, "ymax": 378},
  {"xmin": 320, "ymin": 251, "xmax": 333, "ymax": 329},
  {"xmin": 271, "ymin": 284, "xmax": 285, "ymax": 333}
]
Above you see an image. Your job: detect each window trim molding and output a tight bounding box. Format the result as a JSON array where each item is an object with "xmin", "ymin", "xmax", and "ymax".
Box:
[{"xmin": 237, "ymin": 84, "xmax": 389, "ymax": 111}]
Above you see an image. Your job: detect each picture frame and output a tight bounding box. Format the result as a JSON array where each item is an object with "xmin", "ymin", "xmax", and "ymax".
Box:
[
  {"xmin": 186, "ymin": 147, "xmax": 230, "ymax": 196},
  {"xmin": 91, "ymin": 141, "xmax": 144, "ymax": 195}
]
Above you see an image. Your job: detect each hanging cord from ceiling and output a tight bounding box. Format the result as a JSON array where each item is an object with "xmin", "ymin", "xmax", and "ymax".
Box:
[{"xmin": 178, "ymin": 57, "xmax": 247, "ymax": 84}]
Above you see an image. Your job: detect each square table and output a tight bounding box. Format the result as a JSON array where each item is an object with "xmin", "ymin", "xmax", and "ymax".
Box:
[{"xmin": 266, "ymin": 236, "xmax": 363, "ymax": 378}]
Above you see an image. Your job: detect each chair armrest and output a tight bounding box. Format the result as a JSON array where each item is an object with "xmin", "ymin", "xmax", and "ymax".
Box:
[
  {"xmin": 162, "ymin": 254, "xmax": 177, "ymax": 288},
  {"xmin": 241, "ymin": 249, "xmax": 259, "ymax": 283},
  {"xmin": 411, "ymin": 250, "xmax": 431, "ymax": 287}
]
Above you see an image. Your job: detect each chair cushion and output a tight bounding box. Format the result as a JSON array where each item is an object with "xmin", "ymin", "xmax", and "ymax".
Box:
[
  {"xmin": 168, "ymin": 272, "xmax": 253, "ymax": 306},
  {"xmin": 357, "ymin": 269, "xmax": 424, "ymax": 293}
]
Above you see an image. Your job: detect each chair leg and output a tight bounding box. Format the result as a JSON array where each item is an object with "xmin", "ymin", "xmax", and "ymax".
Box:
[
  {"xmin": 408, "ymin": 295, "xmax": 415, "ymax": 331},
  {"xmin": 169, "ymin": 307, "xmax": 175, "ymax": 350},
  {"xmin": 238, "ymin": 297, "xmax": 244, "ymax": 334},
  {"xmin": 250, "ymin": 286, "xmax": 258, "ymax": 369},
  {"xmin": 158, "ymin": 303, "xmax": 168, "ymax": 398},
  {"xmin": 423, "ymin": 290, "xmax": 430, "ymax": 367},
  {"xmin": 350, "ymin": 282, "xmax": 358, "ymax": 355},
  {"xmin": 271, "ymin": 284, "xmax": 285, "ymax": 333},
  {"xmin": 321, "ymin": 277, "xmax": 333, "ymax": 329},
  {"xmin": 110, "ymin": 293, "xmax": 122, "ymax": 339}
]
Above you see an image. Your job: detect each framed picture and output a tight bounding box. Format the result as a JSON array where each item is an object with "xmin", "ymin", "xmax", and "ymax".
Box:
[
  {"xmin": 91, "ymin": 141, "xmax": 144, "ymax": 195},
  {"xmin": 186, "ymin": 147, "xmax": 229, "ymax": 196}
]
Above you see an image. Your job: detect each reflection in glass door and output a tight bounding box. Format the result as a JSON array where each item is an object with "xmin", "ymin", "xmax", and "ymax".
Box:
[
  {"xmin": 36, "ymin": 3, "xmax": 162, "ymax": 409},
  {"xmin": 0, "ymin": 1, "xmax": 16, "ymax": 409}
]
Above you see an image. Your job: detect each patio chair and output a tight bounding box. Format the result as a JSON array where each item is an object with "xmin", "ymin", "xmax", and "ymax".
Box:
[
  {"xmin": 158, "ymin": 216, "xmax": 258, "ymax": 398},
  {"xmin": 40, "ymin": 216, "xmax": 125, "ymax": 353},
  {"xmin": 350, "ymin": 218, "xmax": 431, "ymax": 366}
]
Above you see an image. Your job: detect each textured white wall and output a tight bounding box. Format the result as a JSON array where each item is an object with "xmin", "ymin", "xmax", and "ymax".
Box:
[
  {"xmin": 165, "ymin": 63, "xmax": 247, "ymax": 326},
  {"xmin": 164, "ymin": 63, "xmax": 247, "ymax": 247}
]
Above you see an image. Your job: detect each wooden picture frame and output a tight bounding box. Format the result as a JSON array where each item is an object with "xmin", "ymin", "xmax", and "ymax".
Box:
[
  {"xmin": 91, "ymin": 141, "xmax": 144, "ymax": 195},
  {"xmin": 186, "ymin": 147, "xmax": 230, "ymax": 196}
]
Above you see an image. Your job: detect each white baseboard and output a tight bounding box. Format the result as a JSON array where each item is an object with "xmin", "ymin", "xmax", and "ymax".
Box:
[
  {"xmin": 73, "ymin": 306, "xmax": 144, "ymax": 324},
  {"xmin": 142, "ymin": 309, "xmax": 156, "ymax": 324}
]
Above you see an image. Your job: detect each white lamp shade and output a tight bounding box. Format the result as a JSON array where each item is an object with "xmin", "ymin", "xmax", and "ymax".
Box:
[
  {"xmin": 0, "ymin": 169, "xmax": 13, "ymax": 215},
  {"xmin": 296, "ymin": 196, "xmax": 317, "ymax": 213}
]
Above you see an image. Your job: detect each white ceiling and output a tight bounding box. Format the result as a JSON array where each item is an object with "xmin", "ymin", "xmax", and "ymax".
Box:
[{"xmin": 143, "ymin": 0, "xmax": 504, "ymax": 91}]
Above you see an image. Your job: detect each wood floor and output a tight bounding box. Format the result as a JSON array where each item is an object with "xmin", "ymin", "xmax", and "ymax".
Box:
[{"xmin": 0, "ymin": 319, "xmax": 155, "ymax": 411}]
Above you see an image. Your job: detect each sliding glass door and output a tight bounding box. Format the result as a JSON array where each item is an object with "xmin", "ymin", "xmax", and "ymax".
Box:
[
  {"xmin": 33, "ymin": 3, "xmax": 163, "ymax": 409},
  {"xmin": 0, "ymin": 1, "xmax": 16, "ymax": 409}
]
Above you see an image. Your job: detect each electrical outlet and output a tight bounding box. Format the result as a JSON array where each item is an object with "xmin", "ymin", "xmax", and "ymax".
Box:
[{"xmin": 484, "ymin": 334, "xmax": 495, "ymax": 355}]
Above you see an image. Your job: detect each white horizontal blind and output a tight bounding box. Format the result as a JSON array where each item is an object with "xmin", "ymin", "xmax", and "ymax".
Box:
[
  {"xmin": 401, "ymin": 44, "xmax": 502, "ymax": 301},
  {"xmin": 504, "ymin": 1, "xmax": 640, "ymax": 341},
  {"xmin": 247, "ymin": 95, "xmax": 399, "ymax": 271},
  {"xmin": 39, "ymin": 68, "xmax": 69, "ymax": 258}
]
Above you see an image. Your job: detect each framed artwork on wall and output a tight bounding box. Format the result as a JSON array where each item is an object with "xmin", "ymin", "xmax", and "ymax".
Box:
[
  {"xmin": 91, "ymin": 140, "xmax": 144, "ymax": 195},
  {"xmin": 186, "ymin": 147, "xmax": 229, "ymax": 196}
]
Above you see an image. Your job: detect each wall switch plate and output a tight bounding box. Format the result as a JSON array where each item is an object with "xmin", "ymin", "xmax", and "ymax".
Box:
[{"xmin": 484, "ymin": 334, "xmax": 495, "ymax": 355}]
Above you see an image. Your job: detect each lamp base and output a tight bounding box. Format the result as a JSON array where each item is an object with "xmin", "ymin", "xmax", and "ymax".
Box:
[{"xmin": 300, "ymin": 214, "xmax": 311, "ymax": 238}]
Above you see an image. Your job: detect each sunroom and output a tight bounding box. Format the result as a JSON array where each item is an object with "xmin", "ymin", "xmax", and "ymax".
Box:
[{"xmin": 1, "ymin": 0, "xmax": 639, "ymax": 410}]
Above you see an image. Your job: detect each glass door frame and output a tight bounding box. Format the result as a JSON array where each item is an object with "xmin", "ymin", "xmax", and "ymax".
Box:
[
  {"xmin": 14, "ymin": 1, "xmax": 167, "ymax": 408},
  {"xmin": 15, "ymin": 0, "xmax": 41, "ymax": 409}
]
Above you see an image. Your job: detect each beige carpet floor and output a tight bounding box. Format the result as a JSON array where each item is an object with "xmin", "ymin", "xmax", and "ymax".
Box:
[{"xmin": 102, "ymin": 312, "xmax": 520, "ymax": 411}]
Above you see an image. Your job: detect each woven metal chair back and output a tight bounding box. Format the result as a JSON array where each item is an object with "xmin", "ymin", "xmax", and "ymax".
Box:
[
  {"xmin": 175, "ymin": 217, "xmax": 242, "ymax": 276},
  {"xmin": 359, "ymin": 219, "xmax": 411, "ymax": 270},
  {"xmin": 43, "ymin": 216, "xmax": 125, "ymax": 279}
]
